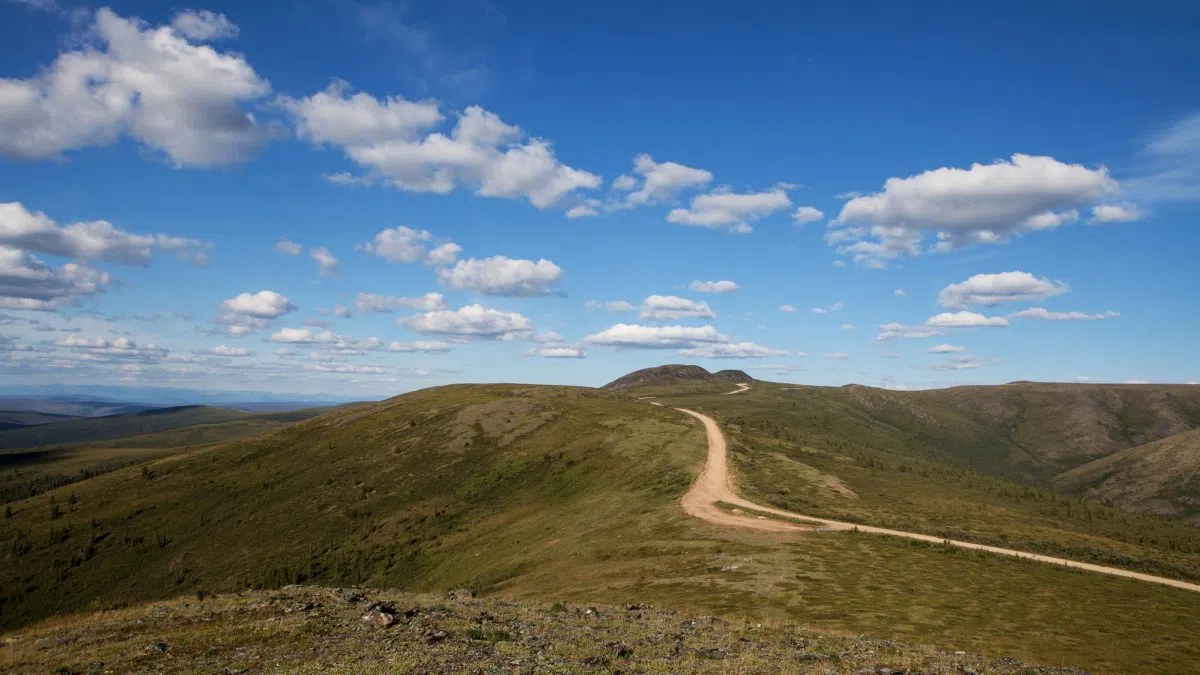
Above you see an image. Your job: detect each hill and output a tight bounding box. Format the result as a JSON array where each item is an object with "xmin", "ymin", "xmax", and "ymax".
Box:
[
  {"xmin": 1055, "ymin": 428, "xmax": 1200, "ymax": 525},
  {"xmin": 0, "ymin": 405, "xmax": 251, "ymax": 451},
  {"xmin": 0, "ymin": 586, "xmax": 1083, "ymax": 675},
  {"xmin": 602, "ymin": 364, "xmax": 751, "ymax": 392},
  {"xmin": 0, "ymin": 397, "xmax": 155, "ymax": 419},
  {"xmin": 0, "ymin": 409, "xmax": 80, "ymax": 431},
  {"xmin": 4, "ymin": 382, "xmax": 1200, "ymax": 673}
]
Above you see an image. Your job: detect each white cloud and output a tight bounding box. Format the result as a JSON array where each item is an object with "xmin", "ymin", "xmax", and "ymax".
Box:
[
  {"xmin": 894, "ymin": 289, "xmax": 906, "ymax": 297},
  {"xmin": 779, "ymin": 304, "xmax": 797, "ymax": 313},
  {"xmin": 358, "ymin": 226, "xmax": 432, "ymax": 263},
  {"xmin": 285, "ymin": 90, "xmax": 600, "ymax": 209},
  {"xmin": 792, "ymin": 206, "xmax": 824, "ymax": 224},
  {"xmin": 812, "ymin": 307, "xmax": 827, "ymax": 315},
  {"xmin": 584, "ymin": 323, "xmax": 726, "ymax": 349},
  {"xmin": 841, "ymin": 323, "xmax": 854, "ymax": 331},
  {"xmin": 928, "ymin": 344, "xmax": 966, "ymax": 354},
  {"xmin": 281, "ymin": 79, "xmax": 441, "ymax": 148},
  {"xmin": 311, "ymin": 246, "xmax": 339, "ymax": 276},
  {"xmin": 332, "ymin": 304, "xmax": 352, "ymax": 318},
  {"xmin": 832, "ymin": 260, "xmax": 846, "ymax": 268},
  {"xmin": 829, "ymin": 154, "xmax": 1117, "ymax": 266},
  {"xmin": 0, "ymin": 9, "xmax": 274, "ymax": 165},
  {"xmin": 355, "ymin": 292, "xmax": 447, "ymax": 313},
  {"xmin": 401, "ymin": 304, "xmax": 534, "ymax": 341},
  {"xmin": 586, "ymin": 300, "xmax": 636, "ymax": 312},
  {"xmin": 565, "ymin": 203, "xmax": 599, "ymax": 219},
  {"xmin": 425, "ymin": 242, "xmax": 462, "ymax": 266},
  {"xmin": 56, "ymin": 335, "xmax": 167, "ymax": 359},
  {"xmin": 275, "ymin": 238, "xmax": 302, "ymax": 255},
  {"xmin": 824, "ymin": 352, "xmax": 849, "ymax": 360},
  {"xmin": 221, "ymin": 290, "xmax": 296, "ymax": 319},
  {"xmin": 170, "ymin": 9, "xmax": 238, "ymax": 40},
  {"xmin": 532, "ymin": 330, "xmax": 564, "ymax": 343},
  {"xmin": 266, "ymin": 327, "xmax": 340, "ymax": 344},
  {"xmin": 875, "ymin": 322, "xmax": 943, "ymax": 342},
  {"xmin": 666, "ymin": 187, "xmax": 792, "ymax": 233},
  {"xmin": 525, "ymin": 346, "xmax": 585, "ymax": 359},
  {"xmin": 831, "ymin": 301, "xmax": 844, "ymax": 311},
  {"xmin": 679, "ymin": 341, "xmax": 788, "ymax": 359},
  {"xmin": 639, "ymin": 295, "xmax": 715, "ymax": 322},
  {"xmin": 0, "ymin": 246, "xmax": 110, "ymax": 311},
  {"xmin": 616, "ymin": 154, "xmax": 713, "ymax": 207},
  {"xmin": 0, "ymin": 202, "xmax": 209, "ymax": 265},
  {"xmin": 926, "ymin": 311, "xmax": 1010, "ymax": 328},
  {"xmin": 689, "ymin": 279, "xmax": 739, "ymax": 294},
  {"xmin": 1009, "ymin": 308, "xmax": 1120, "ymax": 321},
  {"xmin": 1089, "ymin": 203, "xmax": 1145, "ymax": 223},
  {"xmin": 937, "ymin": 271, "xmax": 1068, "ymax": 308},
  {"xmin": 205, "ymin": 344, "xmax": 253, "ymax": 357},
  {"xmin": 385, "ymin": 340, "xmax": 452, "ymax": 353},
  {"xmin": 437, "ymin": 256, "xmax": 563, "ymax": 296}
]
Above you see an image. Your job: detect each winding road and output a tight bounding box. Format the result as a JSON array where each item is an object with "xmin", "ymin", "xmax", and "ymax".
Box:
[{"xmin": 673, "ymin": 401, "xmax": 1200, "ymax": 594}]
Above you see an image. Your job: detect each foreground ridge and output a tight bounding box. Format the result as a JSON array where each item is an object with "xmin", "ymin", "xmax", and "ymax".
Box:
[{"xmin": 674, "ymin": 402, "xmax": 1200, "ymax": 593}]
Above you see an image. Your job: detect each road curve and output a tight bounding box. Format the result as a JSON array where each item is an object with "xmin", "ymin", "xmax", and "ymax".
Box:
[
  {"xmin": 675, "ymin": 406, "xmax": 1200, "ymax": 594},
  {"xmin": 720, "ymin": 382, "xmax": 751, "ymax": 396}
]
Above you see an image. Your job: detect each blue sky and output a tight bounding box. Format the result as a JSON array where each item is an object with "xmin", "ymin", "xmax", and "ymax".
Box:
[{"xmin": 0, "ymin": 0, "xmax": 1197, "ymax": 397}]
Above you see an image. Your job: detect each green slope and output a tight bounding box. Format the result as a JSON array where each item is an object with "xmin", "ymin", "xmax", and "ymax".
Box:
[
  {"xmin": 3, "ymin": 383, "xmax": 1200, "ymax": 673},
  {"xmin": 0, "ymin": 405, "xmax": 253, "ymax": 451}
]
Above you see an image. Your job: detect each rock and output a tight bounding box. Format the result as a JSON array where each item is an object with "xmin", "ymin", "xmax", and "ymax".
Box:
[
  {"xmin": 873, "ymin": 667, "xmax": 904, "ymax": 675},
  {"xmin": 150, "ymin": 641, "xmax": 169, "ymax": 653},
  {"xmin": 426, "ymin": 629, "xmax": 448, "ymax": 644},
  {"xmin": 361, "ymin": 607, "xmax": 397, "ymax": 628},
  {"xmin": 447, "ymin": 588, "xmax": 475, "ymax": 601}
]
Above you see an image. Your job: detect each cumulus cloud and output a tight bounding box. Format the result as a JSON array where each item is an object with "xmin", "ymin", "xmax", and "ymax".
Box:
[
  {"xmin": 275, "ymin": 238, "xmax": 302, "ymax": 255},
  {"xmin": 894, "ymin": 289, "xmax": 906, "ymax": 297},
  {"xmin": 0, "ymin": 8, "xmax": 274, "ymax": 166},
  {"xmin": 0, "ymin": 202, "xmax": 209, "ymax": 265},
  {"xmin": 928, "ymin": 344, "xmax": 966, "ymax": 354},
  {"xmin": 401, "ymin": 304, "xmax": 533, "ymax": 341},
  {"xmin": 925, "ymin": 311, "xmax": 1010, "ymax": 328},
  {"xmin": 355, "ymin": 291, "xmax": 447, "ymax": 313},
  {"xmin": 812, "ymin": 307, "xmax": 827, "ymax": 315},
  {"xmin": 612, "ymin": 154, "xmax": 712, "ymax": 208},
  {"xmin": 1008, "ymin": 308, "xmax": 1120, "ymax": 321},
  {"xmin": 666, "ymin": 187, "xmax": 792, "ymax": 233},
  {"xmin": 221, "ymin": 290, "xmax": 296, "ymax": 319},
  {"xmin": 937, "ymin": 271, "xmax": 1068, "ymax": 308},
  {"xmin": 266, "ymin": 327, "xmax": 340, "ymax": 344},
  {"xmin": 639, "ymin": 295, "xmax": 715, "ymax": 322},
  {"xmin": 311, "ymin": 246, "xmax": 339, "ymax": 276},
  {"xmin": 284, "ymin": 88, "xmax": 600, "ymax": 209},
  {"xmin": 437, "ymin": 256, "xmax": 563, "ymax": 296},
  {"xmin": 841, "ymin": 323, "xmax": 854, "ymax": 331},
  {"xmin": 217, "ymin": 290, "xmax": 296, "ymax": 335},
  {"xmin": 875, "ymin": 322, "xmax": 942, "ymax": 342},
  {"xmin": 584, "ymin": 324, "xmax": 726, "ymax": 349},
  {"xmin": 679, "ymin": 341, "xmax": 788, "ymax": 359},
  {"xmin": 357, "ymin": 226, "xmax": 459, "ymax": 266},
  {"xmin": 828, "ymin": 154, "xmax": 1117, "ymax": 266},
  {"xmin": 792, "ymin": 206, "xmax": 824, "ymax": 224},
  {"xmin": 0, "ymin": 246, "xmax": 110, "ymax": 311},
  {"xmin": 524, "ymin": 346, "xmax": 585, "ymax": 359},
  {"xmin": 56, "ymin": 335, "xmax": 167, "ymax": 358},
  {"xmin": 779, "ymin": 304, "xmax": 797, "ymax": 313},
  {"xmin": 585, "ymin": 300, "xmax": 635, "ymax": 312},
  {"xmin": 688, "ymin": 280, "xmax": 738, "ymax": 294},
  {"xmin": 1089, "ymin": 203, "xmax": 1145, "ymax": 223}
]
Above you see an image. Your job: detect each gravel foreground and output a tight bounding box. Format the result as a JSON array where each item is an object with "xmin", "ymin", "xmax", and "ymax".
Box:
[{"xmin": 0, "ymin": 585, "xmax": 1087, "ymax": 674}]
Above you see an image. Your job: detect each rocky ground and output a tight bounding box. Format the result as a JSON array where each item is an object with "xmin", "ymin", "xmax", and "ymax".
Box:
[{"xmin": 1, "ymin": 585, "xmax": 1085, "ymax": 674}]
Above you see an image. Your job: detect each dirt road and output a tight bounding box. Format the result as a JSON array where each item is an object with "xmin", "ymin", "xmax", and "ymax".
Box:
[
  {"xmin": 720, "ymin": 382, "xmax": 750, "ymax": 396},
  {"xmin": 675, "ymin": 406, "xmax": 1200, "ymax": 593}
]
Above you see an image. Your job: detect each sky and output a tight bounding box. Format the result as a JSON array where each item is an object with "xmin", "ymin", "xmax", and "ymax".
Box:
[{"xmin": 0, "ymin": 0, "xmax": 1198, "ymax": 397}]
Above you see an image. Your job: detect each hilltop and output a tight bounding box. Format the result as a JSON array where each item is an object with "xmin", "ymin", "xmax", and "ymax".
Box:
[
  {"xmin": 602, "ymin": 364, "xmax": 751, "ymax": 392},
  {"xmin": 0, "ymin": 405, "xmax": 251, "ymax": 451}
]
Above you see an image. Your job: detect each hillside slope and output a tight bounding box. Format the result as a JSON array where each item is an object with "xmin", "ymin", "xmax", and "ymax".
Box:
[
  {"xmin": 1055, "ymin": 428, "xmax": 1200, "ymax": 525},
  {"xmin": 0, "ymin": 409, "xmax": 79, "ymax": 431},
  {"xmin": 4, "ymin": 382, "xmax": 1200, "ymax": 672},
  {"xmin": 0, "ymin": 406, "xmax": 251, "ymax": 451}
]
